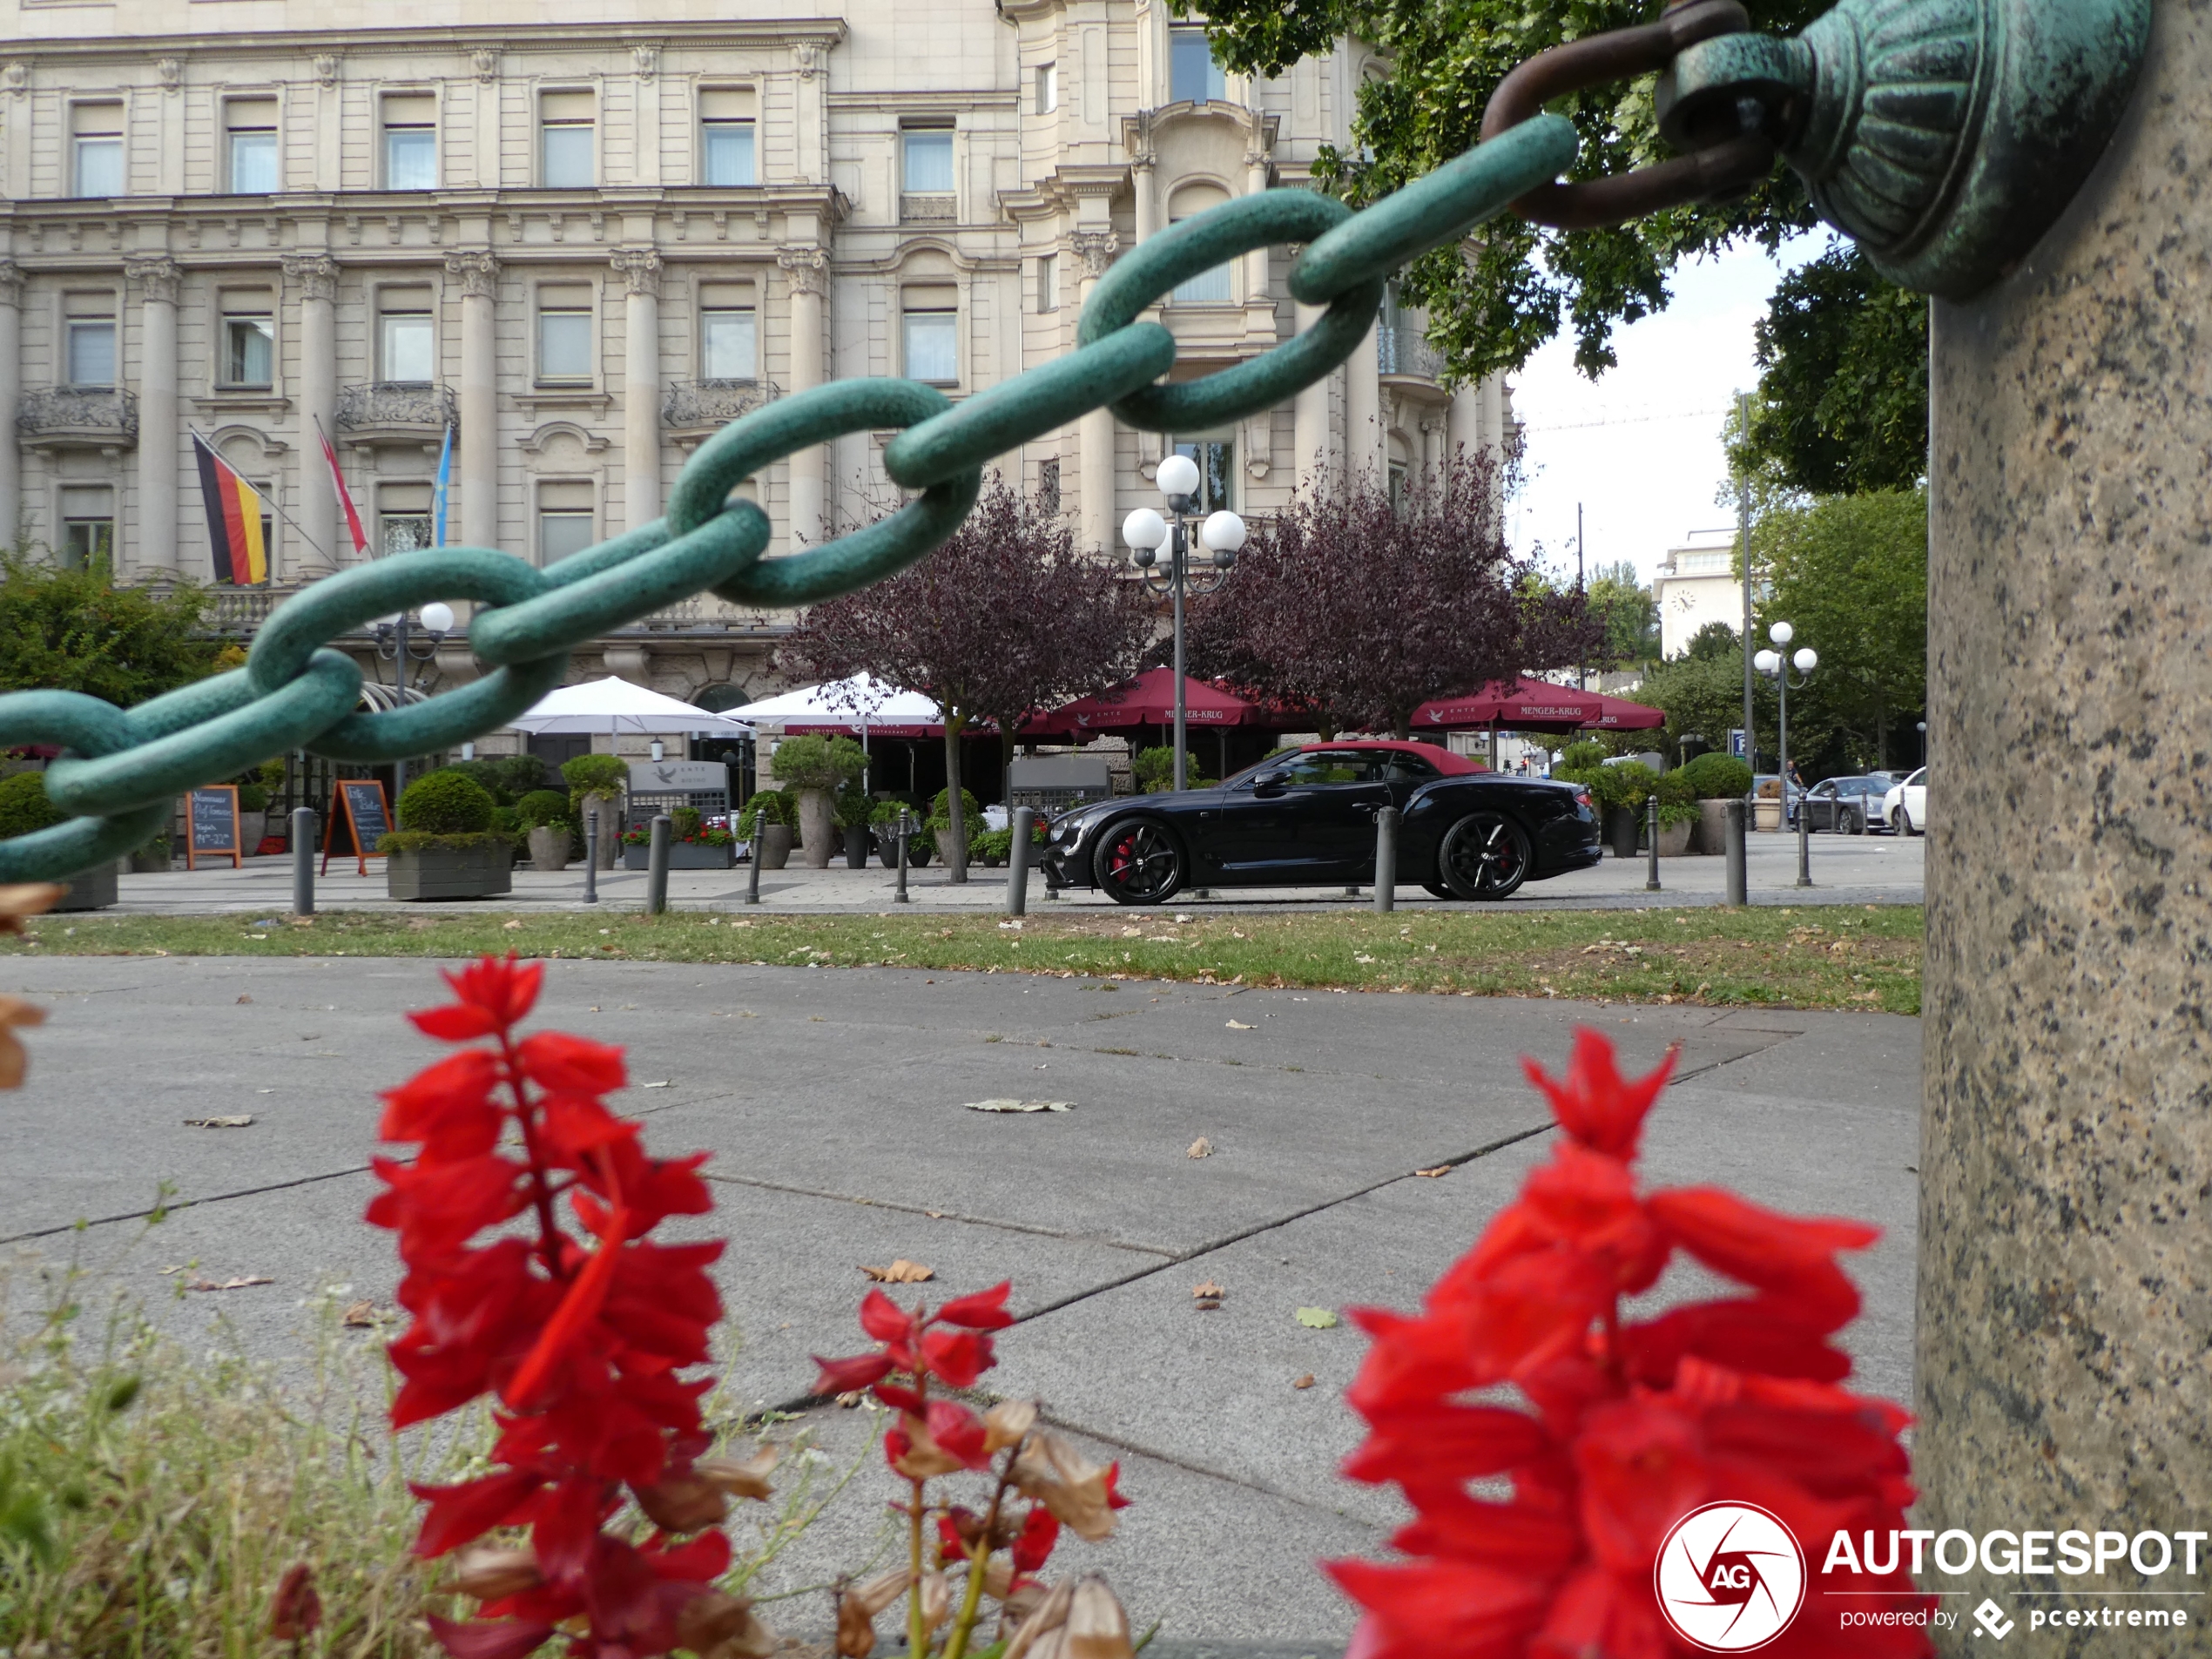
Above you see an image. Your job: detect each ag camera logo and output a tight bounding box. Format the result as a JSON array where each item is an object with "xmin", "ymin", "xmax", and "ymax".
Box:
[{"xmin": 1655, "ymin": 1501, "xmax": 1807, "ymax": 1651}]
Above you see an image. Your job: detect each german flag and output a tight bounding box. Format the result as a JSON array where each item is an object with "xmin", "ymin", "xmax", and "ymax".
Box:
[{"xmin": 192, "ymin": 432, "xmax": 269, "ymax": 585}]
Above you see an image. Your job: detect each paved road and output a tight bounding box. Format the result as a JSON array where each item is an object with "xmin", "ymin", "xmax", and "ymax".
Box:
[
  {"xmin": 105, "ymin": 827, "xmax": 1922, "ymax": 914},
  {"xmin": 0, "ymin": 956, "xmax": 1921, "ymax": 1648}
]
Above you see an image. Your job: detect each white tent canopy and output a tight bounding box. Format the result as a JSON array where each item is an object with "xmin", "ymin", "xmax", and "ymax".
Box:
[
  {"xmin": 729, "ymin": 672, "xmax": 943, "ymax": 730},
  {"xmin": 507, "ymin": 676, "xmax": 756, "ymax": 737}
]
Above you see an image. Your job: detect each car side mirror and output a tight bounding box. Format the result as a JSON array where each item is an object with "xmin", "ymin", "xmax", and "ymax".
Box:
[{"xmin": 1251, "ymin": 768, "xmax": 1291, "ymax": 796}]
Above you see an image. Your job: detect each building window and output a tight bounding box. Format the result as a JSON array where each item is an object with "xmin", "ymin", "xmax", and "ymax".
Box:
[
  {"xmin": 1035, "ymin": 64, "xmax": 1058, "ymax": 115},
  {"xmin": 379, "ymin": 484, "xmax": 433, "ymax": 556},
  {"xmin": 378, "ymin": 292, "xmax": 435, "ymax": 382},
  {"xmin": 63, "ymin": 293, "xmax": 117, "ymax": 387},
  {"xmin": 382, "ymin": 93, "xmax": 438, "ymax": 190},
  {"xmin": 226, "ymin": 99, "xmax": 279, "ymax": 194},
  {"xmin": 902, "ymin": 126, "xmax": 954, "ymax": 193},
  {"xmin": 1170, "ymin": 30, "xmax": 1226, "ymax": 105},
  {"xmin": 1170, "ymin": 437, "xmax": 1234, "ymax": 512},
  {"xmin": 71, "ymin": 104, "xmax": 125, "ymax": 199},
  {"xmin": 699, "ymin": 87, "xmax": 757, "ymax": 185},
  {"xmin": 1168, "ymin": 228, "xmax": 1232, "ymax": 304},
  {"xmin": 536, "ymin": 287, "xmax": 594, "ymax": 383},
  {"xmin": 220, "ymin": 291, "xmax": 275, "ymax": 388},
  {"xmin": 59, "ymin": 487, "xmax": 115, "ymax": 570},
  {"xmin": 538, "ymin": 482, "xmax": 597, "ymax": 563},
  {"xmin": 540, "ymin": 90, "xmax": 596, "ymax": 188},
  {"xmin": 699, "ymin": 283, "xmax": 758, "ymax": 380},
  {"xmin": 1035, "ymin": 253, "xmax": 1058, "ymax": 314},
  {"xmin": 902, "ymin": 290, "xmax": 958, "ymax": 385}
]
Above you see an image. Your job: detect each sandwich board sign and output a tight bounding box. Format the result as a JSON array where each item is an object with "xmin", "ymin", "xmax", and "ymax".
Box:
[{"xmin": 321, "ymin": 779, "xmax": 392, "ymax": 876}]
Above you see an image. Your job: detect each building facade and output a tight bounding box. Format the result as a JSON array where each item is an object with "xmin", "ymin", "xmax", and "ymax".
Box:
[
  {"xmin": 1653, "ymin": 530, "xmax": 1749, "ymax": 660},
  {"xmin": 0, "ymin": 0, "xmax": 1515, "ymax": 715}
]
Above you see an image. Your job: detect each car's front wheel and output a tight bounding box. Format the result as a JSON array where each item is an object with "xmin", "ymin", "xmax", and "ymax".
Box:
[
  {"xmin": 1841, "ymin": 808, "xmax": 1865, "ymax": 835},
  {"xmin": 1420, "ymin": 879, "xmax": 1453, "ymax": 900},
  {"xmin": 1439, "ymin": 812, "xmax": 1532, "ymax": 901},
  {"xmin": 1093, "ymin": 817, "xmax": 1184, "ymax": 906},
  {"xmin": 1895, "ymin": 806, "xmax": 1916, "ymax": 836}
]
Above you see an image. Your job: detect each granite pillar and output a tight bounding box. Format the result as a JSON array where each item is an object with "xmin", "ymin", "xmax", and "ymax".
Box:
[
  {"xmin": 613, "ymin": 248, "xmax": 662, "ymax": 531},
  {"xmin": 0, "ymin": 262, "xmax": 20, "ymax": 546},
  {"xmin": 448, "ymin": 251, "xmax": 500, "ymax": 552},
  {"xmin": 1919, "ymin": 3, "xmax": 2209, "ymax": 1649},
  {"xmin": 1072, "ymin": 231, "xmax": 1120, "ymax": 560},
  {"xmin": 283, "ymin": 254, "xmax": 340, "ymax": 573},
  {"xmin": 126, "ymin": 256, "xmax": 179, "ymax": 575},
  {"xmin": 777, "ymin": 246, "xmax": 828, "ymax": 550}
]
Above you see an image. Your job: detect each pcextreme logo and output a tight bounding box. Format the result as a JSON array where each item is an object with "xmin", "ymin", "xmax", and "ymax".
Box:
[{"xmin": 1655, "ymin": 1502, "xmax": 1808, "ymax": 1651}]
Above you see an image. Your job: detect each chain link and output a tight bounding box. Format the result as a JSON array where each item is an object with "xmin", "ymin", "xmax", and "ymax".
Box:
[{"xmin": 0, "ymin": 89, "xmax": 1723, "ymax": 883}]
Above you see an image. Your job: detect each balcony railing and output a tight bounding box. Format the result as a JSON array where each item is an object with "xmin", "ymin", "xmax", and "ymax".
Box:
[
  {"xmin": 17, "ymin": 386, "xmax": 139, "ymax": 448},
  {"xmin": 661, "ymin": 378, "xmax": 779, "ymax": 432},
  {"xmin": 334, "ymin": 381, "xmax": 459, "ymax": 436},
  {"xmin": 900, "ymin": 192, "xmax": 957, "ymax": 223},
  {"xmin": 1377, "ymin": 321, "xmax": 1446, "ymax": 381}
]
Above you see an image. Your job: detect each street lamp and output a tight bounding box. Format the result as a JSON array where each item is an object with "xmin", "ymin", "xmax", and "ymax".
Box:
[
  {"xmin": 1123, "ymin": 452, "xmax": 1244, "ymax": 792},
  {"xmin": 374, "ymin": 601, "xmax": 454, "ymax": 794},
  {"xmin": 1755, "ymin": 620, "xmax": 1817, "ymax": 887}
]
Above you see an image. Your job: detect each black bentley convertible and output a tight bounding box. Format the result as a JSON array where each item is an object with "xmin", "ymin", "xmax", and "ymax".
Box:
[{"xmin": 1037, "ymin": 741, "xmax": 1602, "ymax": 904}]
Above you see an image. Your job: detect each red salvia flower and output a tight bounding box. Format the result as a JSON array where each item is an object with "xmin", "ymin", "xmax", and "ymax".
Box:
[
  {"xmin": 1327, "ymin": 1028, "xmax": 1929, "ymax": 1658},
  {"xmin": 370, "ymin": 955, "xmax": 741, "ymax": 1659}
]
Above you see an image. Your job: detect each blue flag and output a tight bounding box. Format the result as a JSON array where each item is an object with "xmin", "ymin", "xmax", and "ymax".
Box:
[{"xmin": 431, "ymin": 423, "xmax": 454, "ymax": 547}]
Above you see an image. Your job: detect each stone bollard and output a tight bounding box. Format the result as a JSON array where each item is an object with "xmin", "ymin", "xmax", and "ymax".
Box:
[
  {"xmin": 1723, "ymin": 799, "xmax": 1747, "ymax": 907},
  {"xmin": 291, "ymin": 806, "xmax": 316, "ymax": 916},
  {"xmin": 1372, "ymin": 806, "xmax": 1398, "ymax": 913},
  {"xmin": 1920, "ymin": 10, "xmax": 2208, "ymax": 1647},
  {"xmin": 1006, "ymin": 806, "xmax": 1034, "ymax": 917},
  {"xmin": 644, "ymin": 813, "xmax": 671, "ymax": 915}
]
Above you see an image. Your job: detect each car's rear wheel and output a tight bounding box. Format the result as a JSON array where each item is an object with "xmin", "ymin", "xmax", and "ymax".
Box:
[
  {"xmin": 1895, "ymin": 806, "xmax": 1916, "ymax": 836},
  {"xmin": 1439, "ymin": 812, "xmax": 1532, "ymax": 901},
  {"xmin": 1093, "ymin": 817, "xmax": 1184, "ymax": 906},
  {"xmin": 1842, "ymin": 808, "xmax": 1865, "ymax": 835}
]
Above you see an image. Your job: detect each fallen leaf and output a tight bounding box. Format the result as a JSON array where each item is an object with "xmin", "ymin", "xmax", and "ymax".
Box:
[
  {"xmin": 1293, "ymin": 1373, "xmax": 1316, "ymax": 1390},
  {"xmin": 341, "ymin": 1300, "xmax": 379, "ymax": 1328},
  {"xmin": 860, "ymin": 1260, "xmax": 934, "ymax": 1284},
  {"xmin": 1353, "ymin": 954, "xmax": 1377, "ymax": 964},
  {"xmin": 1294, "ymin": 1307, "xmax": 1339, "ymax": 1329},
  {"xmin": 1224, "ymin": 1019, "xmax": 1255, "ymax": 1030},
  {"xmin": 966, "ymin": 1098, "xmax": 1074, "ymax": 1113},
  {"xmin": 184, "ymin": 1115, "xmax": 254, "ymax": 1129},
  {"xmin": 187, "ymin": 1275, "xmax": 274, "ymax": 1293},
  {"xmin": 1192, "ymin": 1281, "xmax": 1224, "ymax": 1298},
  {"xmin": 836, "ymin": 1390, "xmax": 865, "ymax": 1408},
  {"xmin": 1193, "ymin": 1298, "xmax": 1222, "ymax": 1312},
  {"xmin": 924, "ymin": 1210, "xmax": 947, "ymax": 1218},
  {"xmin": 1186, "ymin": 1137, "xmax": 1212, "ymax": 1158},
  {"xmin": 1414, "ymin": 1164, "xmax": 1452, "ymax": 1178},
  {"xmin": 502, "ymin": 919, "xmax": 523, "ymax": 930},
  {"xmin": 640, "ymin": 1080, "xmax": 671, "ymax": 1089},
  {"xmin": 236, "ymin": 994, "xmax": 253, "ymax": 1004}
]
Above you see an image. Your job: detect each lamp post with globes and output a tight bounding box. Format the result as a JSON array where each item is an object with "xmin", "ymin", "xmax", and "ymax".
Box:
[
  {"xmin": 1121, "ymin": 452, "xmax": 1245, "ymax": 792},
  {"xmin": 1753, "ymin": 620, "xmax": 1817, "ymax": 888},
  {"xmin": 374, "ymin": 600, "xmax": 454, "ymax": 795}
]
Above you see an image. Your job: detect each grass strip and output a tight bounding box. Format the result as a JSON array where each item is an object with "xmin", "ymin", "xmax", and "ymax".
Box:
[{"xmin": 3, "ymin": 906, "xmax": 1924, "ymax": 1014}]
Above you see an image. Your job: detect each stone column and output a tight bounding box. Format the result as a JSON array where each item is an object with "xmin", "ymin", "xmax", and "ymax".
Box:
[
  {"xmin": 125, "ymin": 255, "xmax": 180, "ymax": 576},
  {"xmin": 611, "ymin": 248, "xmax": 663, "ymax": 530},
  {"xmin": 1291, "ymin": 297, "xmax": 1331, "ymax": 489},
  {"xmin": 1131, "ymin": 147, "xmax": 1158, "ymax": 243},
  {"xmin": 1242, "ymin": 142, "xmax": 1275, "ymax": 342},
  {"xmin": 1919, "ymin": 8, "xmax": 2210, "ymax": 1649},
  {"xmin": 447, "ymin": 251, "xmax": 500, "ymax": 551},
  {"xmin": 776, "ymin": 246, "xmax": 829, "ymax": 549},
  {"xmin": 1446, "ymin": 376, "xmax": 1482, "ymax": 468},
  {"xmin": 1345, "ymin": 307, "xmax": 1382, "ymax": 485},
  {"xmin": 0, "ymin": 261, "xmax": 20, "ymax": 547},
  {"xmin": 1072, "ymin": 230, "xmax": 1120, "ymax": 558},
  {"xmin": 283, "ymin": 254, "xmax": 340, "ymax": 573}
]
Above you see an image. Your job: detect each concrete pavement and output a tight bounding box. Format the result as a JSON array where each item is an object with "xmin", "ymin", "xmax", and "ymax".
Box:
[
  {"xmin": 0, "ymin": 955, "xmax": 1920, "ymax": 1648},
  {"xmin": 103, "ymin": 826, "xmax": 1922, "ymax": 914}
]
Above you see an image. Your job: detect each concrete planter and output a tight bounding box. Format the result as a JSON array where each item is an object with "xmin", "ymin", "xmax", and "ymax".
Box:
[
  {"xmin": 1605, "ymin": 806, "xmax": 1641, "ymax": 858},
  {"xmin": 54, "ymin": 860, "xmax": 120, "ymax": 911},
  {"xmin": 755, "ymin": 824, "xmax": 792, "ymax": 870},
  {"xmin": 239, "ymin": 810, "xmax": 268, "ymax": 853},
  {"xmin": 1656, "ymin": 819, "xmax": 1695, "ymax": 858},
  {"xmin": 1694, "ymin": 798, "xmax": 1731, "ymax": 854},
  {"xmin": 387, "ymin": 843, "xmax": 515, "ymax": 901},
  {"xmin": 582, "ymin": 799, "xmax": 622, "ymax": 867},
  {"xmin": 621, "ymin": 841, "xmax": 735, "ymax": 870},
  {"xmin": 1754, "ymin": 798, "xmax": 1784, "ymax": 832},
  {"xmin": 845, "ymin": 826, "xmax": 873, "ymax": 868},
  {"xmin": 526, "ymin": 825, "xmax": 572, "ymax": 872},
  {"xmin": 796, "ymin": 788, "xmax": 834, "ymax": 868},
  {"xmin": 127, "ymin": 842, "xmax": 172, "ymax": 873}
]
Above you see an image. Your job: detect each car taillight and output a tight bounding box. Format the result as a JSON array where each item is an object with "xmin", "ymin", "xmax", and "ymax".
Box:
[{"xmin": 1574, "ymin": 789, "xmax": 1594, "ymax": 813}]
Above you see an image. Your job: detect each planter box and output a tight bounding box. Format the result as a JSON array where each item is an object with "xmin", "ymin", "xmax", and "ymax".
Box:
[
  {"xmin": 755, "ymin": 824, "xmax": 792, "ymax": 870},
  {"xmin": 1754, "ymin": 799, "xmax": 1784, "ymax": 832},
  {"xmin": 127, "ymin": 846, "xmax": 172, "ymax": 873},
  {"xmin": 1656, "ymin": 819, "xmax": 1695, "ymax": 858},
  {"xmin": 526, "ymin": 825, "xmax": 572, "ymax": 873},
  {"xmin": 1694, "ymin": 799, "xmax": 1731, "ymax": 854},
  {"xmin": 388, "ymin": 844, "xmax": 514, "ymax": 901},
  {"xmin": 53, "ymin": 860, "xmax": 120, "ymax": 911},
  {"xmin": 1605, "ymin": 806, "xmax": 1641, "ymax": 859},
  {"xmin": 621, "ymin": 842, "xmax": 735, "ymax": 870}
]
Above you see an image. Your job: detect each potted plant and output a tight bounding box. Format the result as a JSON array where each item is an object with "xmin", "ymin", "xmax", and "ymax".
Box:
[
  {"xmin": 0, "ymin": 771, "xmax": 118, "ymax": 909},
  {"xmin": 869, "ymin": 797, "xmax": 928, "ymax": 867},
  {"xmin": 514, "ymin": 788, "xmax": 574, "ymax": 873},
  {"xmin": 560, "ymin": 753, "xmax": 628, "ymax": 868},
  {"xmin": 923, "ymin": 786, "xmax": 981, "ymax": 865},
  {"xmin": 737, "ymin": 791, "xmax": 795, "ymax": 869},
  {"xmin": 1677, "ymin": 752, "xmax": 1753, "ymax": 853},
  {"xmin": 235, "ymin": 779, "xmax": 271, "ymax": 855},
  {"xmin": 127, "ymin": 829, "xmax": 172, "ymax": 873},
  {"xmin": 619, "ymin": 805, "xmax": 737, "ymax": 870},
  {"xmin": 767, "ymin": 734, "xmax": 867, "ymax": 870},
  {"xmin": 1755, "ymin": 775, "xmax": 1785, "ymax": 831},
  {"xmin": 381, "ymin": 770, "xmax": 513, "ymax": 900},
  {"xmin": 833, "ymin": 779, "xmax": 874, "ymax": 869}
]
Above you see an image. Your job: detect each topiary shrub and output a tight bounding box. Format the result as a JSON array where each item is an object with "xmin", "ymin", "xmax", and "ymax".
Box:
[
  {"xmin": 767, "ymin": 734, "xmax": 866, "ymax": 793},
  {"xmin": 235, "ymin": 782, "xmax": 272, "ymax": 813},
  {"xmin": 396, "ymin": 770, "xmax": 497, "ymax": 836},
  {"xmin": 560, "ymin": 753, "xmax": 627, "ymax": 798},
  {"xmin": 514, "ymin": 789, "xmax": 572, "ymax": 830},
  {"xmin": 1131, "ymin": 745, "xmax": 1216, "ymax": 792},
  {"xmin": 0, "ymin": 771, "xmax": 65, "ymax": 840},
  {"xmin": 833, "ymin": 779, "xmax": 873, "ymax": 829},
  {"xmin": 1678, "ymin": 752, "xmax": 1754, "ymax": 799},
  {"xmin": 1559, "ymin": 739, "xmax": 1609, "ymax": 772},
  {"xmin": 735, "ymin": 790, "xmax": 795, "ymax": 840}
]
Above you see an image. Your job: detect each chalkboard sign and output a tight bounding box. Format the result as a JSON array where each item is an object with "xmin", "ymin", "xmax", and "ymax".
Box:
[
  {"xmin": 321, "ymin": 779, "xmax": 392, "ymax": 876},
  {"xmin": 185, "ymin": 786, "xmax": 240, "ymax": 870}
]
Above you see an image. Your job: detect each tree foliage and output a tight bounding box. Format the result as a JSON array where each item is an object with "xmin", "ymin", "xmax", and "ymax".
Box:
[
  {"xmin": 1184, "ymin": 452, "xmax": 1601, "ymax": 738},
  {"xmin": 1736, "ymin": 244, "xmax": 1927, "ymax": 494},
  {"xmin": 780, "ymin": 477, "xmax": 1153, "ymax": 880},
  {"xmin": 1585, "ymin": 560, "xmax": 1659, "ymax": 667},
  {"xmin": 0, "ymin": 551, "xmax": 224, "ymax": 705}
]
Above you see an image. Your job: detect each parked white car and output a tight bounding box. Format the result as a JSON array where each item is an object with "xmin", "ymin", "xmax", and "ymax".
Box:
[{"xmin": 1885, "ymin": 767, "xmax": 1927, "ymax": 836}]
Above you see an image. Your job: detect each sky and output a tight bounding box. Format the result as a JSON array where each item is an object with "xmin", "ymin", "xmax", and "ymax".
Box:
[{"xmin": 1504, "ymin": 230, "xmax": 1829, "ymax": 586}]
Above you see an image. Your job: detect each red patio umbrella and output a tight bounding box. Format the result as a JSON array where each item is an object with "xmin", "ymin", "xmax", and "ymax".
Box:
[
  {"xmin": 1409, "ymin": 679, "xmax": 1608, "ymax": 734},
  {"xmin": 1034, "ymin": 667, "xmax": 1267, "ymax": 735},
  {"xmin": 1580, "ymin": 692, "xmax": 1666, "ymax": 731}
]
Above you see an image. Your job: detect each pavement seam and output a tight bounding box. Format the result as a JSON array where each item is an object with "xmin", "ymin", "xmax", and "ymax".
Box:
[
  {"xmin": 699, "ymin": 1172, "xmax": 1178, "ymax": 1258},
  {"xmin": 1030, "ymin": 1407, "xmax": 1379, "ymax": 1528},
  {"xmin": 0, "ymin": 1163, "xmax": 373, "ymax": 1245}
]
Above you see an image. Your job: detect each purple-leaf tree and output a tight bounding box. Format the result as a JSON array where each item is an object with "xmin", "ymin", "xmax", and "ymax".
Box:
[
  {"xmin": 781, "ymin": 476, "xmax": 1152, "ymax": 881},
  {"xmin": 1186, "ymin": 449, "xmax": 1602, "ymax": 738}
]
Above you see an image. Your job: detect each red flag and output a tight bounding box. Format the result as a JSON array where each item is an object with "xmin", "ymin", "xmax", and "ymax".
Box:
[{"xmin": 317, "ymin": 417, "xmax": 369, "ymax": 558}]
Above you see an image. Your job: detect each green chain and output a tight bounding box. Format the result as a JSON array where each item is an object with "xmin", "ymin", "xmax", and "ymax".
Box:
[{"xmin": 0, "ymin": 112, "xmax": 1577, "ymax": 884}]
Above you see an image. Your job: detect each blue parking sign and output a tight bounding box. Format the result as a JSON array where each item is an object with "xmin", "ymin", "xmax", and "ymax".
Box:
[{"xmin": 1728, "ymin": 728, "xmax": 1747, "ymax": 759}]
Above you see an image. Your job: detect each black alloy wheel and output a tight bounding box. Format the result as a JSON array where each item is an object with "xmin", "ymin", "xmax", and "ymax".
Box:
[
  {"xmin": 1439, "ymin": 812, "xmax": 1533, "ymax": 901},
  {"xmin": 1093, "ymin": 817, "xmax": 1184, "ymax": 906}
]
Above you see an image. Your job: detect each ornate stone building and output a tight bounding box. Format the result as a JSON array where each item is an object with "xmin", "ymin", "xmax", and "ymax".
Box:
[{"xmin": 0, "ymin": 0, "xmax": 1514, "ymax": 711}]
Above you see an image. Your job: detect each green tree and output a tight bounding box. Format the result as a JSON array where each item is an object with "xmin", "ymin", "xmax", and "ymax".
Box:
[
  {"xmin": 0, "ymin": 551, "xmax": 224, "ymax": 705},
  {"xmin": 1586, "ymin": 560, "xmax": 1659, "ymax": 667}
]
